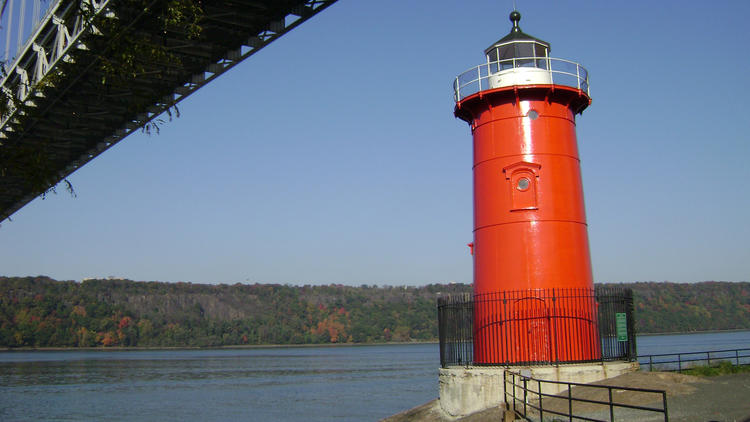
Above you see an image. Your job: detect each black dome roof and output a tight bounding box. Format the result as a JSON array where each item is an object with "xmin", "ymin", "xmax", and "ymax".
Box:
[{"xmin": 484, "ymin": 11, "xmax": 550, "ymax": 56}]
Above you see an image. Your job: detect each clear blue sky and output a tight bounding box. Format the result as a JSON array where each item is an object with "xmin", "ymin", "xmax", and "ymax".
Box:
[{"xmin": 1, "ymin": 0, "xmax": 748, "ymax": 285}]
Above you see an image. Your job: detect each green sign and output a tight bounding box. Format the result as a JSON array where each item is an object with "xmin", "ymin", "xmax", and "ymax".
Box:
[{"xmin": 615, "ymin": 313, "xmax": 628, "ymax": 342}]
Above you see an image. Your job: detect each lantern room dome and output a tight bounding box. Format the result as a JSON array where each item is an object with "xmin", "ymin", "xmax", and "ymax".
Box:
[{"xmin": 484, "ymin": 11, "xmax": 550, "ymax": 63}]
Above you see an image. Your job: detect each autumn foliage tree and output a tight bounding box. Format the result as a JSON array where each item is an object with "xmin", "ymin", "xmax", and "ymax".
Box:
[{"xmin": 2, "ymin": 276, "xmax": 749, "ymax": 348}]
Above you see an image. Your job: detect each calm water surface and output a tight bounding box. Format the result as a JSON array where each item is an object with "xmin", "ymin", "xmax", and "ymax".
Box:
[
  {"xmin": 636, "ymin": 330, "xmax": 750, "ymax": 356},
  {"xmin": 1, "ymin": 331, "xmax": 749, "ymax": 421},
  {"xmin": 0, "ymin": 344, "xmax": 438, "ymax": 421}
]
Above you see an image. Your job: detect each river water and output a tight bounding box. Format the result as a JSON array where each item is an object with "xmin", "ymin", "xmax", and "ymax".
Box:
[{"xmin": 1, "ymin": 331, "xmax": 749, "ymax": 421}]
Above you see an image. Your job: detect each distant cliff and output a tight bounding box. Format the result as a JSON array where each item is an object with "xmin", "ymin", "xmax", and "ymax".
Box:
[{"xmin": 1, "ymin": 276, "xmax": 748, "ymax": 348}]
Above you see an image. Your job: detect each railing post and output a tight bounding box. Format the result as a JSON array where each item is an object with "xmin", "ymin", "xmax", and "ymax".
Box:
[
  {"xmin": 736, "ymin": 349, "xmax": 740, "ymax": 366},
  {"xmin": 678, "ymin": 354, "xmax": 682, "ymax": 372},
  {"xmin": 523, "ymin": 378, "xmax": 527, "ymax": 416},
  {"xmin": 663, "ymin": 391, "xmax": 669, "ymax": 422},
  {"xmin": 707, "ymin": 351, "xmax": 711, "ymax": 367},
  {"xmin": 649, "ymin": 355, "xmax": 653, "ymax": 372},
  {"xmin": 568, "ymin": 382, "xmax": 573, "ymax": 422},
  {"xmin": 538, "ymin": 379, "xmax": 543, "ymax": 421},
  {"xmin": 608, "ymin": 387, "xmax": 614, "ymax": 421},
  {"xmin": 547, "ymin": 56, "xmax": 552, "ymax": 83},
  {"xmin": 503, "ymin": 371, "xmax": 508, "ymax": 409},
  {"xmin": 512, "ymin": 372, "xmax": 518, "ymax": 414}
]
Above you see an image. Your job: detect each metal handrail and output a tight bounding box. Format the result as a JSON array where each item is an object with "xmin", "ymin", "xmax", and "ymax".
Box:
[
  {"xmin": 504, "ymin": 370, "xmax": 669, "ymax": 422},
  {"xmin": 453, "ymin": 57, "xmax": 590, "ymax": 102},
  {"xmin": 638, "ymin": 347, "xmax": 750, "ymax": 372}
]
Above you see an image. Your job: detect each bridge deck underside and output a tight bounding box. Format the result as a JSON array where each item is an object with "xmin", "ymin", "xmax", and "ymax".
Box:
[{"xmin": 0, "ymin": 0, "xmax": 335, "ymax": 221}]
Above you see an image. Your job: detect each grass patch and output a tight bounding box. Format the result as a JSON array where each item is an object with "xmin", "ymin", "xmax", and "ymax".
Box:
[{"xmin": 681, "ymin": 361, "xmax": 750, "ymax": 376}]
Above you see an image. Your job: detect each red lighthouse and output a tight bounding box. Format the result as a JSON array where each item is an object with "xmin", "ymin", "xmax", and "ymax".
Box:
[{"xmin": 454, "ymin": 11, "xmax": 599, "ymax": 364}]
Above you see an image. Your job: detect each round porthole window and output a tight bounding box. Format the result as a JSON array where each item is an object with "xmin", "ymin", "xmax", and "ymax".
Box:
[
  {"xmin": 517, "ymin": 177, "xmax": 530, "ymax": 191},
  {"xmin": 527, "ymin": 110, "xmax": 539, "ymax": 120}
]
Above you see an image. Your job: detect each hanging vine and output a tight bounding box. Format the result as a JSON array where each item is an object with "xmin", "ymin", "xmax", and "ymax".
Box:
[{"xmin": 1, "ymin": 0, "xmax": 206, "ymax": 204}]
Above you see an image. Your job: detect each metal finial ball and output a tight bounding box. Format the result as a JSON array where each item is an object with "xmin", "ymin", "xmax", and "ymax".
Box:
[{"xmin": 510, "ymin": 10, "xmax": 521, "ymax": 25}]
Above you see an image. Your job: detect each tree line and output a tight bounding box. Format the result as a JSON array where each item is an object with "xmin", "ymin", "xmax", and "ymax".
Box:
[{"xmin": 1, "ymin": 276, "xmax": 748, "ymax": 348}]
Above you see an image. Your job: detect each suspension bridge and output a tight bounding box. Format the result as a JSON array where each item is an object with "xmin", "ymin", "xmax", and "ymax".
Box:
[{"xmin": 0, "ymin": 0, "xmax": 337, "ymax": 222}]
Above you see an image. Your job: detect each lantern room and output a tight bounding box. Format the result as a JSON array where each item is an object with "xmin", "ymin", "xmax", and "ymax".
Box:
[{"xmin": 484, "ymin": 11, "xmax": 553, "ymax": 88}]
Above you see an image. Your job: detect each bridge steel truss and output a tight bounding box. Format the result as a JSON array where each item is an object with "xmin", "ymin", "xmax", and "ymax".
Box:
[{"xmin": 0, "ymin": 0, "xmax": 337, "ymax": 222}]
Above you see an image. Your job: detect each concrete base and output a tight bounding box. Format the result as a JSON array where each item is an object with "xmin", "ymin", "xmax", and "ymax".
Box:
[{"xmin": 438, "ymin": 361, "xmax": 639, "ymax": 418}]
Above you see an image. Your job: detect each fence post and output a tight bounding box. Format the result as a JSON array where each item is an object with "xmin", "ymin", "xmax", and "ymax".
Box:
[
  {"xmin": 663, "ymin": 391, "xmax": 669, "ymax": 422},
  {"xmin": 678, "ymin": 354, "xmax": 682, "ymax": 372},
  {"xmin": 437, "ymin": 300, "xmax": 444, "ymax": 368},
  {"xmin": 627, "ymin": 289, "xmax": 637, "ymax": 361},
  {"xmin": 736, "ymin": 350, "xmax": 740, "ymax": 366},
  {"xmin": 551, "ymin": 289, "xmax": 558, "ymax": 363},
  {"xmin": 707, "ymin": 351, "xmax": 711, "ymax": 367},
  {"xmin": 649, "ymin": 355, "xmax": 653, "ymax": 372},
  {"xmin": 608, "ymin": 387, "xmax": 614, "ymax": 421},
  {"xmin": 547, "ymin": 300, "xmax": 553, "ymax": 364}
]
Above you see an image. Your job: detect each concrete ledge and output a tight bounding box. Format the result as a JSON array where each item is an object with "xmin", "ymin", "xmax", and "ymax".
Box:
[{"xmin": 438, "ymin": 361, "xmax": 639, "ymax": 417}]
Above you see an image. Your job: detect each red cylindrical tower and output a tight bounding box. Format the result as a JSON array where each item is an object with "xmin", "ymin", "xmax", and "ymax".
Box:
[{"xmin": 454, "ymin": 11, "xmax": 600, "ymax": 364}]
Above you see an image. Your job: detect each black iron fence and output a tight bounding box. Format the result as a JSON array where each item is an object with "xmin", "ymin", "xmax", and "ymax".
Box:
[
  {"xmin": 438, "ymin": 287, "xmax": 636, "ymax": 367},
  {"xmin": 437, "ymin": 293, "xmax": 474, "ymax": 367},
  {"xmin": 597, "ymin": 287, "xmax": 637, "ymax": 362},
  {"xmin": 638, "ymin": 348, "xmax": 750, "ymax": 372},
  {"xmin": 504, "ymin": 370, "xmax": 669, "ymax": 422}
]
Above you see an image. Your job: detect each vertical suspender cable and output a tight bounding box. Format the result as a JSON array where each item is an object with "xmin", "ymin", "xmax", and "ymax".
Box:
[
  {"xmin": 15, "ymin": 0, "xmax": 24, "ymax": 53},
  {"xmin": 4, "ymin": 0, "xmax": 13, "ymax": 62},
  {"xmin": 32, "ymin": 0, "xmax": 40, "ymax": 32}
]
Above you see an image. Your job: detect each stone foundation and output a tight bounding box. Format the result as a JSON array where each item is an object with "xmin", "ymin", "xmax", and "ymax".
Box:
[{"xmin": 438, "ymin": 361, "xmax": 639, "ymax": 417}]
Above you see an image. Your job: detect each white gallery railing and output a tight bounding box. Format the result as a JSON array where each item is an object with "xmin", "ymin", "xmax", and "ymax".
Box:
[{"xmin": 453, "ymin": 57, "xmax": 590, "ymax": 102}]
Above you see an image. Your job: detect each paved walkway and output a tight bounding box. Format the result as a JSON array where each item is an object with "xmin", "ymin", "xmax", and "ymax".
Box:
[{"xmin": 382, "ymin": 371, "xmax": 750, "ymax": 422}]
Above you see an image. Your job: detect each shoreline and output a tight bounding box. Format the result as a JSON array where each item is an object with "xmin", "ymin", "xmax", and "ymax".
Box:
[
  {"xmin": 3, "ymin": 327, "xmax": 750, "ymax": 352},
  {"xmin": 0, "ymin": 340, "xmax": 439, "ymax": 352},
  {"xmin": 636, "ymin": 328, "xmax": 750, "ymax": 336}
]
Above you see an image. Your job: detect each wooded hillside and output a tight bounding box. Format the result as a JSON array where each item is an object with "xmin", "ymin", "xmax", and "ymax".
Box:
[{"xmin": 1, "ymin": 276, "xmax": 748, "ymax": 348}]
